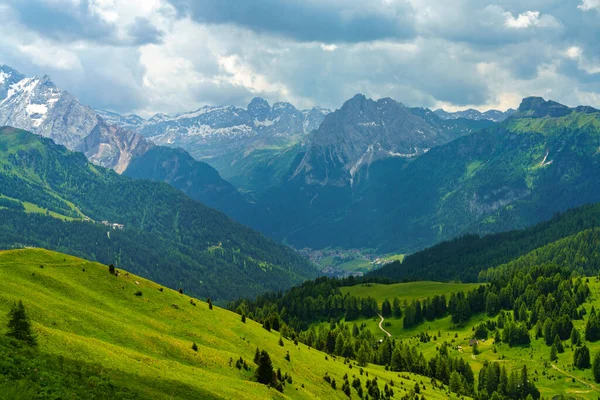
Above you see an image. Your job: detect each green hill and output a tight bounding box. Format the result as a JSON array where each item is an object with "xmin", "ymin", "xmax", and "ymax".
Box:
[
  {"xmin": 370, "ymin": 202, "xmax": 600, "ymax": 282},
  {"xmin": 0, "ymin": 127, "xmax": 318, "ymax": 301},
  {"xmin": 0, "ymin": 248, "xmax": 456, "ymax": 400}
]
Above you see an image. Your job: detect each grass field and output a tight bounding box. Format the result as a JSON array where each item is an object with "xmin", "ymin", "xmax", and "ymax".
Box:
[
  {"xmin": 0, "ymin": 249, "xmax": 460, "ymax": 400},
  {"xmin": 339, "ymin": 281, "xmax": 600, "ymax": 399},
  {"xmin": 341, "ymin": 281, "xmax": 481, "ymax": 306}
]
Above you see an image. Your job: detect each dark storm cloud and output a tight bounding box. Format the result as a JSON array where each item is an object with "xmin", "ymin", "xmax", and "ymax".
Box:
[
  {"xmin": 128, "ymin": 17, "xmax": 165, "ymax": 45},
  {"xmin": 166, "ymin": 0, "xmax": 416, "ymax": 43},
  {"xmin": 7, "ymin": 0, "xmax": 117, "ymax": 42},
  {"xmin": 6, "ymin": 0, "xmax": 163, "ymax": 46}
]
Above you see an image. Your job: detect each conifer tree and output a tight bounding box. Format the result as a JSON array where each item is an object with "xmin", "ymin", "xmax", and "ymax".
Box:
[
  {"xmin": 392, "ymin": 297, "xmax": 402, "ymax": 318},
  {"xmin": 593, "ymin": 351, "xmax": 600, "ymax": 383},
  {"xmin": 550, "ymin": 344, "xmax": 558, "ymax": 361},
  {"xmin": 571, "ymin": 327, "xmax": 581, "ymax": 346},
  {"xmin": 381, "ymin": 299, "xmax": 392, "ymax": 318},
  {"xmin": 553, "ymin": 334, "xmax": 564, "ymax": 353},
  {"xmin": 6, "ymin": 300, "xmax": 36, "ymax": 346},
  {"xmin": 255, "ymin": 350, "xmax": 274, "ymax": 385}
]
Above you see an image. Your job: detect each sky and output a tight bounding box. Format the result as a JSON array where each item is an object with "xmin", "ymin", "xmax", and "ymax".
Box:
[{"xmin": 0, "ymin": 0, "xmax": 599, "ymax": 117}]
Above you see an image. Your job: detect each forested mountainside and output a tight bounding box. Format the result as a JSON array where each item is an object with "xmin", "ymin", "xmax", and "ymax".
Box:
[
  {"xmin": 0, "ymin": 127, "xmax": 318, "ymax": 300},
  {"xmin": 369, "ymin": 202, "xmax": 600, "ymax": 282},
  {"xmin": 256, "ymin": 97, "xmax": 600, "ymax": 254}
]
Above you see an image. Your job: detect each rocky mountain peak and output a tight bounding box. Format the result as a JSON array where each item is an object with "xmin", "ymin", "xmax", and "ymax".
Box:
[
  {"xmin": 247, "ymin": 97, "xmax": 271, "ymax": 120},
  {"xmin": 517, "ymin": 97, "xmax": 572, "ymax": 118}
]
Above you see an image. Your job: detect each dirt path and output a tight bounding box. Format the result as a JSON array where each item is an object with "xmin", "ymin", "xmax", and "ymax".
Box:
[
  {"xmin": 551, "ymin": 364, "xmax": 600, "ymax": 392},
  {"xmin": 377, "ymin": 313, "xmax": 392, "ymax": 337}
]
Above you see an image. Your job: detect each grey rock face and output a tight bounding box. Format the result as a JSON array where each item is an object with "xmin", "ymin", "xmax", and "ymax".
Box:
[
  {"xmin": 434, "ymin": 107, "xmax": 515, "ymax": 122},
  {"xmin": 0, "ymin": 65, "xmax": 150, "ymax": 171},
  {"xmin": 292, "ymin": 94, "xmax": 468, "ymax": 187},
  {"xmin": 99, "ymin": 97, "xmax": 330, "ymax": 162}
]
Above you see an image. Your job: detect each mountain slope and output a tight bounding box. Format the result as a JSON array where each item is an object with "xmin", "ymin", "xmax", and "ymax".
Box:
[
  {"xmin": 253, "ymin": 95, "xmax": 496, "ymax": 245},
  {"xmin": 0, "ymin": 65, "xmax": 151, "ymax": 172},
  {"xmin": 0, "ymin": 248, "xmax": 454, "ymax": 400},
  {"xmin": 123, "ymin": 146, "xmax": 260, "ymax": 226},
  {"xmin": 0, "ymin": 127, "xmax": 317, "ymax": 300},
  {"xmin": 369, "ymin": 202, "xmax": 600, "ymax": 282},
  {"xmin": 263, "ymin": 97, "xmax": 600, "ymax": 252}
]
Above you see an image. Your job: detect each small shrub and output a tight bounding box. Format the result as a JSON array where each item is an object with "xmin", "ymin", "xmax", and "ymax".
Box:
[
  {"xmin": 192, "ymin": 342, "xmax": 198, "ymax": 352},
  {"xmin": 134, "ymin": 291, "xmax": 142, "ymax": 297}
]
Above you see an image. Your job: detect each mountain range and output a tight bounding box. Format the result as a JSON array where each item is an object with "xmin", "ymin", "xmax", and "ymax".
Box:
[
  {"xmin": 434, "ymin": 107, "xmax": 515, "ymax": 122},
  {"xmin": 4, "ymin": 63, "xmax": 599, "ymax": 262},
  {"xmin": 251, "ymin": 96, "xmax": 600, "ymax": 254}
]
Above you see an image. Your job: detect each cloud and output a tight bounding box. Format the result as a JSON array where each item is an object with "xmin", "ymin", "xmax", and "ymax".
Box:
[
  {"xmin": 166, "ymin": 0, "xmax": 417, "ymax": 43},
  {"xmin": 578, "ymin": 0, "xmax": 600, "ymax": 11},
  {"xmin": 1, "ymin": 0, "xmax": 599, "ymax": 117},
  {"xmin": 503, "ymin": 11, "xmax": 561, "ymax": 29},
  {"xmin": 4, "ymin": 0, "xmax": 165, "ymax": 46},
  {"xmin": 127, "ymin": 17, "xmax": 165, "ymax": 45}
]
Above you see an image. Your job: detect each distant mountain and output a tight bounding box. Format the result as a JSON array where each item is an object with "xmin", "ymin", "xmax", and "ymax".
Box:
[
  {"xmin": 0, "ymin": 127, "xmax": 318, "ymax": 300},
  {"xmin": 123, "ymin": 146, "xmax": 260, "ymax": 227},
  {"xmin": 291, "ymin": 94, "xmax": 492, "ymax": 187},
  {"xmin": 434, "ymin": 107, "xmax": 515, "ymax": 122},
  {"xmin": 100, "ymin": 98, "xmax": 330, "ymax": 193},
  {"xmin": 99, "ymin": 97, "xmax": 330, "ymax": 150},
  {"xmin": 255, "ymin": 96, "xmax": 600, "ymax": 253},
  {"xmin": 0, "ymin": 65, "xmax": 151, "ymax": 172}
]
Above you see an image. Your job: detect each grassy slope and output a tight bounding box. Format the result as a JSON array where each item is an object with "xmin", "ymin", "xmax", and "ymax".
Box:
[
  {"xmin": 341, "ymin": 282, "xmax": 481, "ymax": 307},
  {"xmin": 0, "ymin": 249, "xmax": 458, "ymax": 400},
  {"xmin": 341, "ymin": 281, "xmax": 600, "ymax": 399}
]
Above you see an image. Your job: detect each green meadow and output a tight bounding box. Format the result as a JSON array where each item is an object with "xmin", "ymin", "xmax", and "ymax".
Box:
[
  {"xmin": 0, "ymin": 248, "xmax": 460, "ymax": 400},
  {"xmin": 342, "ymin": 281, "xmax": 600, "ymax": 399},
  {"xmin": 341, "ymin": 281, "xmax": 481, "ymax": 306}
]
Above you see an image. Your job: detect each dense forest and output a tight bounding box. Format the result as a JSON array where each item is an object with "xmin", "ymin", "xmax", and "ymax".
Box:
[
  {"xmin": 369, "ymin": 203, "xmax": 600, "ymax": 282},
  {"xmin": 0, "ymin": 127, "xmax": 318, "ymax": 301}
]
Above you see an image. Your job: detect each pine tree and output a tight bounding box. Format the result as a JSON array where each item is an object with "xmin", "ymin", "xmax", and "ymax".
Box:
[
  {"xmin": 553, "ymin": 334, "xmax": 564, "ymax": 353},
  {"xmin": 593, "ymin": 351, "xmax": 600, "ymax": 383},
  {"xmin": 241, "ymin": 314, "xmax": 246, "ymax": 323},
  {"xmin": 191, "ymin": 342, "xmax": 198, "ymax": 352},
  {"xmin": 585, "ymin": 309, "xmax": 600, "ymax": 342},
  {"xmin": 449, "ymin": 371, "xmax": 462, "ymax": 394},
  {"xmin": 255, "ymin": 350, "xmax": 274, "ymax": 385},
  {"xmin": 571, "ymin": 327, "xmax": 581, "ymax": 346},
  {"xmin": 207, "ymin": 298, "xmax": 213, "ymax": 310},
  {"xmin": 357, "ymin": 344, "xmax": 369, "ymax": 367},
  {"xmin": 381, "ymin": 299, "xmax": 392, "ymax": 318},
  {"xmin": 254, "ymin": 347, "xmax": 260, "ymax": 364},
  {"xmin": 574, "ymin": 345, "xmax": 591, "ymax": 369},
  {"xmin": 550, "ymin": 344, "xmax": 558, "ymax": 361},
  {"xmin": 392, "ymin": 297, "xmax": 402, "ymax": 318},
  {"xmin": 6, "ymin": 300, "xmax": 36, "ymax": 346},
  {"xmin": 108, "ymin": 264, "xmax": 115, "ymax": 274}
]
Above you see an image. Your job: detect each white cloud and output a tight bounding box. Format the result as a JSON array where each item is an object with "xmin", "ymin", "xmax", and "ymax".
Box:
[
  {"xmin": 503, "ymin": 11, "xmax": 560, "ymax": 29},
  {"xmin": 578, "ymin": 0, "xmax": 600, "ymax": 11},
  {"xmin": 564, "ymin": 46, "xmax": 600, "ymax": 74},
  {"xmin": 320, "ymin": 44, "xmax": 338, "ymax": 52}
]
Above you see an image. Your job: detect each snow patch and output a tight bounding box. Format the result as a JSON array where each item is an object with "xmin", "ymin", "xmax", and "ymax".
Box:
[
  {"xmin": 349, "ymin": 145, "xmax": 374, "ymax": 187},
  {"xmin": 254, "ymin": 116, "xmax": 279, "ymax": 127}
]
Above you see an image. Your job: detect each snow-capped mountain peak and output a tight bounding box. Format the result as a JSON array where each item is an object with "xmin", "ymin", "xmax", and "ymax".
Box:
[{"xmin": 0, "ymin": 65, "xmax": 151, "ymax": 173}]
